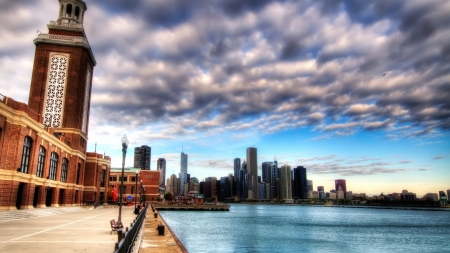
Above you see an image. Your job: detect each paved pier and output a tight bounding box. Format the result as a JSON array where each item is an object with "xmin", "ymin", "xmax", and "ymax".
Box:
[
  {"xmin": 154, "ymin": 203, "xmax": 230, "ymax": 211},
  {"xmin": 138, "ymin": 205, "xmax": 187, "ymax": 253},
  {"xmin": 0, "ymin": 205, "xmax": 137, "ymax": 253}
]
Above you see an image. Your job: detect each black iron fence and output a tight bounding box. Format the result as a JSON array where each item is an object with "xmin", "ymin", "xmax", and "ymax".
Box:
[{"xmin": 113, "ymin": 204, "xmax": 148, "ymax": 253}]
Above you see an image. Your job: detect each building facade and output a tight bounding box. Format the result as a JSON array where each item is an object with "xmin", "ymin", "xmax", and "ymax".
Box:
[
  {"xmin": 157, "ymin": 158, "xmax": 166, "ymax": 190},
  {"xmin": 133, "ymin": 145, "xmax": 151, "ymax": 170},
  {"xmin": 279, "ymin": 165, "xmax": 292, "ymax": 200},
  {"xmin": 335, "ymin": 179, "xmax": 347, "ymax": 192},
  {"xmin": 246, "ymin": 147, "xmax": 258, "ymax": 199},
  {"xmin": 0, "ymin": 0, "xmax": 110, "ymax": 210}
]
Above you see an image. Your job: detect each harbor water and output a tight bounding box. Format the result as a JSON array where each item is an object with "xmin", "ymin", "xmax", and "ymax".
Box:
[{"xmin": 159, "ymin": 204, "xmax": 450, "ymax": 253}]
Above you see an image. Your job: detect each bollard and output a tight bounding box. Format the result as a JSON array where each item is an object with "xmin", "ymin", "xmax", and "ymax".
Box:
[
  {"xmin": 154, "ymin": 213, "xmax": 158, "ymax": 218},
  {"xmin": 157, "ymin": 224, "xmax": 165, "ymax": 236}
]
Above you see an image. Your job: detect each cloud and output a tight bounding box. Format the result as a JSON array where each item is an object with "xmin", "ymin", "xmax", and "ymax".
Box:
[
  {"xmin": 1, "ymin": 0, "xmax": 449, "ymax": 144},
  {"xmin": 433, "ymin": 155, "xmax": 448, "ymax": 160}
]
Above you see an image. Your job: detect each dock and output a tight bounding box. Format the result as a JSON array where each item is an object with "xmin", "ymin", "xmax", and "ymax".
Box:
[{"xmin": 153, "ymin": 204, "xmax": 230, "ymax": 211}]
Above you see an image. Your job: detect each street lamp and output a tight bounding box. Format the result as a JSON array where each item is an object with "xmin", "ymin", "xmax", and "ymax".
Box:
[
  {"xmin": 134, "ymin": 169, "xmax": 140, "ymax": 214},
  {"xmin": 118, "ymin": 134, "xmax": 128, "ymax": 223}
]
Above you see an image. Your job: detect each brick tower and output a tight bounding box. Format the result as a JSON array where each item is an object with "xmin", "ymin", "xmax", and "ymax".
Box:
[{"xmin": 28, "ymin": 0, "xmax": 96, "ymax": 152}]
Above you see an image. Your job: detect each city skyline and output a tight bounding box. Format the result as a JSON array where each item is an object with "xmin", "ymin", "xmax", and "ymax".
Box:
[{"xmin": 1, "ymin": 0, "xmax": 449, "ymax": 197}]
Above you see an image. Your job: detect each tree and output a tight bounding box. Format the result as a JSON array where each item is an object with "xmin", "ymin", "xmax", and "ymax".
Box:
[{"xmin": 164, "ymin": 192, "xmax": 173, "ymax": 201}]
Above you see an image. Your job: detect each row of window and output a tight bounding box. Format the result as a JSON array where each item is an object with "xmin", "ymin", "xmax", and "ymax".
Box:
[
  {"xmin": 109, "ymin": 176, "xmax": 137, "ymax": 182},
  {"xmin": 20, "ymin": 136, "xmax": 69, "ymax": 183}
]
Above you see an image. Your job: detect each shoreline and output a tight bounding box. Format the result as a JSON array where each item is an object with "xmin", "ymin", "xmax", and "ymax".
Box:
[
  {"xmin": 159, "ymin": 213, "xmax": 189, "ymax": 253},
  {"xmin": 228, "ymin": 202, "xmax": 450, "ymax": 211}
]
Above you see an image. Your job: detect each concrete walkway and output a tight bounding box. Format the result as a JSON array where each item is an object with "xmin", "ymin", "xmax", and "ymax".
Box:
[
  {"xmin": 0, "ymin": 205, "xmax": 138, "ymax": 253},
  {"xmin": 138, "ymin": 206, "xmax": 187, "ymax": 253}
]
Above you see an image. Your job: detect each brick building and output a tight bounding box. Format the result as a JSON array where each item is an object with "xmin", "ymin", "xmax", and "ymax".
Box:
[
  {"xmin": 109, "ymin": 169, "xmax": 160, "ymax": 203},
  {"xmin": 0, "ymin": 0, "xmax": 110, "ymax": 210}
]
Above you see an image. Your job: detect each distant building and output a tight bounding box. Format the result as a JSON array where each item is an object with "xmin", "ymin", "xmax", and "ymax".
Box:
[
  {"xmin": 246, "ymin": 147, "xmax": 258, "ymax": 199},
  {"xmin": 239, "ymin": 169, "xmax": 248, "ymax": 199},
  {"xmin": 439, "ymin": 191, "xmax": 447, "ymax": 205},
  {"xmin": 327, "ymin": 192, "xmax": 336, "ymax": 200},
  {"xmin": 279, "ymin": 165, "xmax": 292, "ymax": 200},
  {"xmin": 345, "ymin": 191, "xmax": 353, "ymax": 200},
  {"xmin": 157, "ymin": 158, "xmax": 166, "ymax": 190},
  {"xmin": 336, "ymin": 186, "xmax": 345, "ymax": 200},
  {"xmin": 401, "ymin": 190, "xmax": 417, "ymax": 201},
  {"xmin": 335, "ymin": 179, "xmax": 347, "ymax": 192},
  {"xmin": 307, "ymin": 191, "xmax": 319, "ymax": 199},
  {"xmin": 317, "ymin": 186, "xmax": 324, "ymax": 192},
  {"xmin": 219, "ymin": 177, "xmax": 230, "ymax": 200},
  {"xmin": 422, "ymin": 193, "xmax": 439, "ymax": 202},
  {"xmin": 233, "ymin": 158, "xmax": 241, "ymax": 183},
  {"xmin": 270, "ymin": 162, "xmax": 278, "ymax": 199},
  {"xmin": 179, "ymin": 151, "xmax": 188, "ymax": 195},
  {"xmin": 319, "ymin": 191, "xmax": 326, "ymax": 199},
  {"xmin": 134, "ymin": 145, "xmax": 151, "ymax": 170},
  {"xmin": 307, "ymin": 180, "xmax": 313, "ymax": 192},
  {"xmin": 293, "ymin": 166, "xmax": 307, "ymax": 199},
  {"xmin": 188, "ymin": 177, "xmax": 199, "ymax": 193},
  {"xmin": 262, "ymin": 162, "xmax": 273, "ymax": 184}
]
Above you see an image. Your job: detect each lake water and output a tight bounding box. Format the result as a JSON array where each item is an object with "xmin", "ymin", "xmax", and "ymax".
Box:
[{"xmin": 159, "ymin": 204, "xmax": 450, "ymax": 253}]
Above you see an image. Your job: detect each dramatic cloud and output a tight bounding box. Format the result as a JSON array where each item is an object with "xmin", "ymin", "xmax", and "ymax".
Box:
[{"xmin": 1, "ymin": 0, "xmax": 449, "ymax": 143}]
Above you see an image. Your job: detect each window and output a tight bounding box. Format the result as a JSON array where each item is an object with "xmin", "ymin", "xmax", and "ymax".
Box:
[
  {"xmin": 75, "ymin": 6, "xmax": 80, "ymax": 20},
  {"xmin": 49, "ymin": 152, "xmax": 58, "ymax": 180},
  {"xmin": 131, "ymin": 176, "xmax": 136, "ymax": 182},
  {"xmin": 60, "ymin": 158, "xmax": 68, "ymax": 182},
  {"xmin": 120, "ymin": 186, "xmax": 127, "ymax": 194},
  {"xmin": 100, "ymin": 170, "xmax": 105, "ymax": 187},
  {"xmin": 120, "ymin": 176, "xmax": 128, "ymax": 182},
  {"xmin": 20, "ymin": 136, "xmax": 32, "ymax": 173},
  {"xmin": 66, "ymin": 4, "xmax": 72, "ymax": 17},
  {"xmin": 131, "ymin": 186, "xmax": 135, "ymax": 194},
  {"xmin": 36, "ymin": 146, "xmax": 46, "ymax": 178},
  {"xmin": 110, "ymin": 176, "xmax": 117, "ymax": 182}
]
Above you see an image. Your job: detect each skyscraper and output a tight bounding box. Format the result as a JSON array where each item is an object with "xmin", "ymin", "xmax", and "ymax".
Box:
[
  {"xmin": 270, "ymin": 162, "xmax": 278, "ymax": 199},
  {"xmin": 262, "ymin": 162, "xmax": 273, "ymax": 184},
  {"xmin": 246, "ymin": 147, "xmax": 258, "ymax": 199},
  {"xmin": 234, "ymin": 158, "xmax": 241, "ymax": 182},
  {"xmin": 179, "ymin": 151, "xmax": 188, "ymax": 195},
  {"xmin": 317, "ymin": 186, "xmax": 324, "ymax": 192},
  {"xmin": 279, "ymin": 165, "xmax": 292, "ymax": 200},
  {"xmin": 293, "ymin": 166, "xmax": 307, "ymax": 199},
  {"xmin": 157, "ymin": 158, "xmax": 166, "ymax": 190},
  {"xmin": 335, "ymin": 179, "xmax": 347, "ymax": 192},
  {"xmin": 134, "ymin": 145, "xmax": 151, "ymax": 170},
  {"xmin": 307, "ymin": 180, "xmax": 313, "ymax": 192}
]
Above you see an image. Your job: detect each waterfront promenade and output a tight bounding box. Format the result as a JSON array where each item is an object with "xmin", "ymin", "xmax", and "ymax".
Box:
[{"xmin": 0, "ymin": 205, "xmax": 185, "ymax": 253}]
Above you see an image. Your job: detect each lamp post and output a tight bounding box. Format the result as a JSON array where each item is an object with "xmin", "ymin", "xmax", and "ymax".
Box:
[
  {"xmin": 118, "ymin": 134, "xmax": 128, "ymax": 223},
  {"xmin": 134, "ymin": 169, "xmax": 140, "ymax": 214}
]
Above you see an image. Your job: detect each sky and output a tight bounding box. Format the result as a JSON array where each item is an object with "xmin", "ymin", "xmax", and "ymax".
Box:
[{"xmin": 1, "ymin": 0, "xmax": 449, "ymax": 197}]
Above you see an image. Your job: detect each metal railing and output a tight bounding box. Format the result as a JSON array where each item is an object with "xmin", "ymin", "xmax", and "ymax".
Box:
[{"xmin": 114, "ymin": 204, "xmax": 148, "ymax": 253}]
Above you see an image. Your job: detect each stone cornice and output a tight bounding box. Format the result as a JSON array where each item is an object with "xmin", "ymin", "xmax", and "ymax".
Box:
[{"xmin": 33, "ymin": 33, "xmax": 96, "ymax": 66}]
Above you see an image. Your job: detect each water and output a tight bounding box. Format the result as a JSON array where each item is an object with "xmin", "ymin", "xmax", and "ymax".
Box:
[{"xmin": 159, "ymin": 204, "xmax": 450, "ymax": 253}]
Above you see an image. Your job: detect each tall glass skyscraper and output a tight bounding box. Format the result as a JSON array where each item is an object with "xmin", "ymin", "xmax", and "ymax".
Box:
[
  {"xmin": 234, "ymin": 158, "xmax": 241, "ymax": 182},
  {"xmin": 279, "ymin": 165, "xmax": 292, "ymax": 200},
  {"xmin": 293, "ymin": 166, "xmax": 307, "ymax": 199},
  {"xmin": 246, "ymin": 147, "xmax": 258, "ymax": 199},
  {"xmin": 179, "ymin": 151, "xmax": 188, "ymax": 195}
]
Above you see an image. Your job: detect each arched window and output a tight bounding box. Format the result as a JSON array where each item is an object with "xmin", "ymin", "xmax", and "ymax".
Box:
[
  {"xmin": 66, "ymin": 4, "xmax": 72, "ymax": 17},
  {"xmin": 49, "ymin": 152, "xmax": 58, "ymax": 180},
  {"xmin": 20, "ymin": 136, "xmax": 32, "ymax": 173},
  {"xmin": 100, "ymin": 170, "xmax": 105, "ymax": 187},
  {"xmin": 75, "ymin": 6, "xmax": 80, "ymax": 20},
  {"xmin": 61, "ymin": 158, "xmax": 68, "ymax": 182},
  {"xmin": 36, "ymin": 146, "xmax": 46, "ymax": 178}
]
